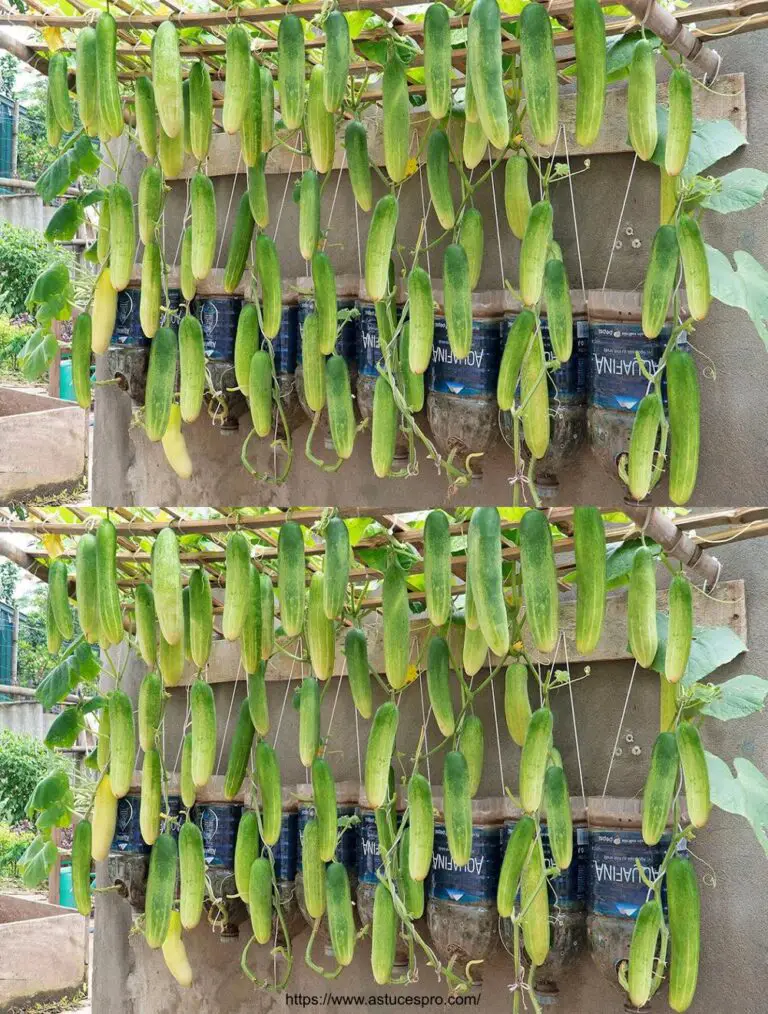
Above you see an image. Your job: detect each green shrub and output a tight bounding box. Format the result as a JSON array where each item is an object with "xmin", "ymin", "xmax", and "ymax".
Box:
[
  {"xmin": 0, "ymin": 822, "xmax": 35, "ymax": 876},
  {"xmin": 0, "ymin": 730, "xmax": 55, "ymax": 824},
  {"xmin": 0, "ymin": 315, "xmax": 35, "ymax": 377},
  {"xmin": 0, "ymin": 223, "xmax": 64, "ymax": 317}
]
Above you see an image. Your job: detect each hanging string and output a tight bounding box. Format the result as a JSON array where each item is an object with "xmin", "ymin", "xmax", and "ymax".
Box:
[
  {"xmin": 323, "ymin": 659, "xmax": 347, "ymax": 752},
  {"xmin": 602, "ymin": 153, "xmax": 638, "ymax": 290},
  {"xmin": 354, "ymin": 698, "xmax": 362, "ymax": 783},
  {"xmin": 273, "ymin": 651, "xmax": 298, "ymax": 747},
  {"xmin": 216, "ymin": 656, "xmax": 244, "ymax": 774},
  {"xmin": 563, "ymin": 634, "xmax": 587, "ymax": 807},
  {"xmin": 561, "ymin": 128, "xmax": 587, "ymax": 301},
  {"xmin": 215, "ymin": 148, "xmax": 244, "ymax": 267},
  {"xmin": 417, "ymin": 160, "xmax": 432, "ymax": 276},
  {"xmin": 170, "ymin": 682, "xmax": 192, "ymax": 777},
  {"xmin": 326, "ymin": 150, "xmax": 348, "ymax": 243},
  {"xmin": 487, "ymin": 147, "xmax": 505, "ymax": 286},
  {"xmin": 417, "ymin": 667, "xmax": 432, "ymax": 784},
  {"xmin": 490, "ymin": 673, "xmax": 505, "ymax": 795},
  {"xmin": 273, "ymin": 144, "xmax": 298, "ymax": 242},
  {"xmin": 602, "ymin": 658, "xmax": 639, "ymax": 796},
  {"xmin": 353, "ymin": 195, "xmax": 363, "ymax": 279}
]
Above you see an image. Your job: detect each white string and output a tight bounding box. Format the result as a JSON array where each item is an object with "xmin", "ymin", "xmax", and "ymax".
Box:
[
  {"xmin": 216, "ymin": 656, "xmax": 243, "ymax": 774},
  {"xmin": 602, "ymin": 659, "xmax": 639, "ymax": 797},
  {"xmin": 354, "ymin": 700, "xmax": 362, "ymax": 783},
  {"xmin": 417, "ymin": 160, "xmax": 432, "ymax": 276},
  {"xmin": 487, "ymin": 147, "xmax": 506, "ymax": 286},
  {"xmin": 353, "ymin": 196, "xmax": 363, "ymax": 278},
  {"xmin": 602, "ymin": 154, "xmax": 638, "ymax": 291},
  {"xmin": 273, "ymin": 144, "xmax": 298, "ymax": 242},
  {"xmin": 490, "ymin": 673, "xmax": 505, "ymax": 794},
  {"xmin": 563, "ymin": 635, "xmax": 587, "ymax": 807},
  {"xmin": 417, "ymin": 668, "xmax": 432, "ymax": 784},
  {"xmin": 326, "ymin": 150, "xmax": 347, "ymax": 242},
  {"xmin": 562, "ymin": 128, "xmax": 587, "ymax": 300},
  {"xmin": 273, "ymin": 652, "xmax": 297, "ymax": 746},
  {"xmin": 215, "ymin": 150, "xmax": 243, "ymax": 267},
  {"xmin": 171, "ymin": 176, "xmax": 191, "ymax": 274},
  {"xmin": 323, "ymin": 660, "xmax": 346, "ymax": 752},
  {"xmin": 171, "ymin": 683, "xmax": 192, "ymax": 776}
]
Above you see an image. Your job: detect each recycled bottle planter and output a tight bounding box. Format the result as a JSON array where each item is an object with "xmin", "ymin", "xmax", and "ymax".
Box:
[
  {"xmin": 165, "ymin": 792, "xmax": 187, "ymax": 839},
  {"xmin": 586, "ymin": 797, "xmax": 683, "ymax": 992},
  {"xmin": 246, "ymin": 783, "xmax": 304, "ymax": 941},
  {"xmin": 426, "ymin": 795, "xmax": 504, "ymax": 977},
  {"xmin": 106, "ymin": 270, "xmax": 180, "ymax": 406},
  {"xmin": 265, "ymin": 290, "xmax": 303, "ymax": 434},
  {"xmin": 296, "ymin": 275, "xmax": 359, "ymax": 426},
  {"xmin": 499, "ymin": 799, "xmax": 589, "ymax": 998},
  {"xmin": 295, "ymin": 780, "xmax": 359, "ymax": 944},
  {"xmin": 498, "ymin": 296, "xmax": 589, "ymax": 503},
  {"xmin": 586, "ymin": 291, "xmax": 680, "ymax": 501},
  {"xmin": 426, "ymin": 289, "xmax": 505, "ymax": 474},
  {"xmin": 191, "ymin": 271, "xmax": 248, "ymax": 432},
  {"xmin": 357, "ymin": 785, "xmax": 410, "ymax": 969},
  {"xmin": 107, "ymin": 778, "xmax": 150, "ymax": 912},
  {"xmin": 192, "ymin": 777, "xmax": 248, "ymax": 936}
]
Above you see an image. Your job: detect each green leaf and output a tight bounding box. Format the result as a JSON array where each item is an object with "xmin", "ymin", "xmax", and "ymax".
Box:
[
  {"xmin": 604, "ymin": 31, "xmax": 662, "ymax": 81},
  {"xmin": 19, "ymin": 329, "xmax": 58, "ymax": 380},
  {"xmin": 44, "ymin": 200, "xmax": 84, "ymax": 242},
  {"xmin": 705, "ymin": 751, "xmax": 768, "ymax": 857},
  {"xmin": 706, "ymin": 244, "xmax": 768, "ymax": 349},
  {"xmin": 26, "ymin": 769, "xmax": 70, "ymax": 817},
  {"xmin": 345, "ymin": 516, "xmax": 375, "ymax": 547},
  {"xmin": 700, "ymin": 674, "xmax": 768, "ymax": 721},
  {"xmin": 72, "ymin": 641, "xmax": 101, "ymax": 684},
  {"xmin": 700, "ymin": 168, "xmax": 768, "ymax": 214},
  {"xmin": 19, "ymin": 835, "xmax": 59, "ymax": 889},
  {"xmin": 36, "ymin": 657, "xmax": 75, "ymax": 710},
  {"xmin": 36, "ymin": 134, "xmax": 99, "ymax": 203},
  {"xmin": 605, "ymin": 539, "xmax": 662, "ymax": 590},
  {"xmin": 650, "ymin": 613, "xmax": 747, "ymax": 684},
  {"xmin": 682, "ymin": 119, "xmax": 747, "ymax": 178},
  {"xmin": 44, "ymin": 707, "xmax": 84, "ymax": 749},
  {"xmin": 27, "ymin": 262, "xmax": 70, "ymax": 309}
]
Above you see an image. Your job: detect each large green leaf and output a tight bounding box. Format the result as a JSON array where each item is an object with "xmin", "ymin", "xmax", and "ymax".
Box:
[
  {"xmin": 19, "ymin": 329, "xmax": 58, "ymax": 382},
  {"xmin": 700, "ymin": 674, "xmax": 768, "ymax": 721},
  {"xmin": 19, "ymin": 835, "xmax": 59, "ymax": 889},
  {"xmin": 44, "ymin": 707, "xmax": 84, "ymax": 749},
  {"xmin": 700, "ymin": 168, "xmax": 768, "ymax": 214},
  {"xmin": 44, "ymin": 200, "xmax": 84, "ymax": 242},
  {"xmin": 605, "ymin": 539, "xmax": 662, "ymax": 590},
  {"xmin": 706, "ymin": 244, "xmax": 768, "ymax": 350},
  {"xmin": 649, "ymin": 110, "xmax": 746, "ymax": 177},
  {"xmin": 650, "ymin": 613, "xmax": 747, "ymax": 684},
  {"xmin": 36, "ymin": 135, "xmax": 100, "ymax": 204},
  {"xmin": 705, "ymin": 751, "xmax": 768, "ymax": 857}
]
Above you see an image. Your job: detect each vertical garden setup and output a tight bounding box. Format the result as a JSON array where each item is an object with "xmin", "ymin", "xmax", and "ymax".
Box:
[
  {"xmin": 1, "ymin": 0, "xmax": 767, "ymax": 504},
  {"xmin": 1, "ymin": 505, "xmax": 767, "ymax": 1012}
]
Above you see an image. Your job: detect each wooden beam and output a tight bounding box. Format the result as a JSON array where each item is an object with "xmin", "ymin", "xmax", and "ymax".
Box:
[
  {"xmin": 174, "ymin": 577, "xmax": 747, "ymax": 685},
  {"xmin": 173, "ymin": 72, "xmax": 746, "ymax": 178}
]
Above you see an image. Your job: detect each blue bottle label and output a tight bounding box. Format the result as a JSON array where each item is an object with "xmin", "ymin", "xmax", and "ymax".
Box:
[
  {"xmin": 428, "ymin": 823, "xmax": 501, "ymax": 905},
  {"xmin": 193, "ymin": 296, "xmax": 243, "ymax": 361},
  {"xmin": 112, "ymin": 289, "xmax": 148, "ymax": 348},
  {"xmin": 271, "ymin": 811, "xmax": 299, "ymax": 882},
  {"xmin": 264, "ymin": 305, "xmax": 299, "ymax": 375},
  {"xmin": 427, "ymin": 317, "xmax": 502, "ymax": 398},
  {"xmin": 112, "ymin": 794, "xmax": 149, "ymax": 854},
  {"xmin": 298, "ymin": 299, "xmax": 357, "ymax": 364},
  {"xmin": 588, "ymin": 828, "xmax": 679, "ymax": 918},
  {"xmin": 192, "ymin": 802, "xmax": 243, "ymax": 868},
  {"xmin": 503, "ymin": 820, "xmax": 584, "ymax": 911},
  {"xmin": 297, "ymin": 804, "xmax": 358, "ymax": 871},
  {"xmin": 588, "ymin": 322, "xmax": 673, "ymax": 412}
]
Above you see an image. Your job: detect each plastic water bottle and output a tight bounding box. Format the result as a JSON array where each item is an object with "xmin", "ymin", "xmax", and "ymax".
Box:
[
  {"xmin": 586, "ymin": 291, "xmax": 676, "ymax": 498},
  {"xmin": 426, "ymin": 290, "xmax": 505, "ymax": 473},
  {"xmin": 426, "ymin": 795, "xmax": 504, "ymax": 976}
]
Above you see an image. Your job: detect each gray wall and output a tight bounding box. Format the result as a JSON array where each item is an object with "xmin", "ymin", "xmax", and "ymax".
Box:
[
  {"xmin": 92, "ymin": 536, "xmax": 768, "ymax": 1014},
  {"xmin": 0, "ymin": 700, "xmax": 54, "ymax": 739},
  {"xmin": 92, "ymin": 29, "xmax": 768, "ymax": 507}
]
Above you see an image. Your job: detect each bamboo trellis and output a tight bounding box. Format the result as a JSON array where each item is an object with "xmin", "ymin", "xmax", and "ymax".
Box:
[
  {"xmin": 0, "ymin": 506, "xmax": 765, "ymax": 620},
  {"xmin": 4, "ymin": 0, "xmax": 765, "ymax": 115}
]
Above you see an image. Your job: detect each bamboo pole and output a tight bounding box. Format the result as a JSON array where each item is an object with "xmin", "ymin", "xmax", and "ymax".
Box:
[{"xmin": 620, "ymin": 0, "xmax": 721, "ymax": 80}]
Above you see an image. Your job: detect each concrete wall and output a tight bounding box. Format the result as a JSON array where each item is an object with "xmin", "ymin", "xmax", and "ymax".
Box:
[
  {"xmin": 0, "ymin": 193, "xmax": 56, "ymax": 233},
  {"xmin": 92, "ymin": 535, "xmax": 768, "ymax": 1014},
  {"xmin": 0, "ymin": 699, "xmax": 54, "ymax": 739},
  {"xmin": 92, "ymin": 29, "xmax": 768, "ymax": 507}
]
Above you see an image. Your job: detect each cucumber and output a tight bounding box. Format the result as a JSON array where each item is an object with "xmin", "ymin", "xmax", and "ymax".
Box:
[
  {"xmin": 71, "ymin": 819, "xmax": 93, "ymax": 916},
  {"xmin": 299, "ymin": 676, "xmax": 321, "ymax": 768},
  {"xmin": 248, "ymin": 350, "xmax": 273, "ymax": 438},
  {"xmin": 520, "ymin": 2, "xmax": 559, "ymax": 146},
  {"xmin": 543, "ymin": 258, "xmax": 572, "ymax": 362},
  {"xmin": 424, "ymin": 509, "xmax": 452, "ymax": 626},
  {"xmin": 75, "ymin": 532, "xmax": 98, "ymax": 642},
  {"xmin": 223, "ymin": 194, "xmax": 255, "ymax": 295},
  {"xmin": 134, "ymin": 583, "xmax": 156, "ymax": 667},
  {"xmin": 573, "ymin": 0, "xmax": 607, "ymax": 146},
  {"xmin": 255, "ymin": 741, "xmax": 282, "ymax": 846},
  {"xmin": 138, "ymin": 671, "xmax": 163, "ymax": 753},
  {"xmin": 519, "ymin": 200, "xmax": 553, "ymax": 307},
  {"xmin": 323, "ymin": 11, "xmax": 350, "ymax": 113},
  {"xmin": 443, "ymin": 243, "xmax": 472, "ymax": 359},
  {"xmin": 134, "ymin": 76, "xmax": 157, "ymax": 159},
  {"xmin": 543, "ymin": 764, "xmax": 572, "ymax": 869},
  {"xmin": 467, "ymin": 0, "xmax": 509, "ymax": 149},
  {"xmin": 345, "ymin": 120, "xmax": 373, "ymax": 212},
  {"xmin": 76, "ymin": 28, "xmax": 99, "ymax": 136},
  {"xmin": 344, "ymin": 628, "xmax": 372, "ymax": 719},
  {"xmin": 234, "ymin": 809, "xmax": 260, "ymax": 900},
  {"xmin": 666, "ymin": 347, "xmax": 700, "ymax": 506},
  {"xmin": 677, "ymin": 214, "xmax": 711, "ymax": 321},
  {"xmin": 140, "ymin": 242, "xmax": 162, "ymax": 339},
  {"xmin": 521, "ymin": 835, "xmax": 550, "ymax": 966},
  {"xmin": 152, "ymin": 527, "xmax": 183, "ymax": 647},
  {"xmin": 676, "ymin": 721, "xmax": 710, "ymax": 829},
  {"xmin": 326, "ymin": 862, "xmax": 356, "ymax": 965},
  {"xmin": 241, "ymin": 565, "xmax": 263, "ymax": 675},
  {"xmin": 91, "ymin": 773, "xmax": 117, "ymax": 861},
  {"xmin": 188, "ymin": 568, "xmax": 212, "ymax": 669},
  {"xmin": 519, "ymin": 706, "xmax": 553, "ymax": 813},
  {"xmin": 458, "ymin": 208, "xmax": 484, "ymax": 291},
  {"xmin": 371, "ymin": 376, "xmax": 398, "ymax": 478},
  {"xmin": 277, "ymin": 15, "xmax": 305, "ymax": 130},
  {"xmin": 190, "ymin": 679, "xmax": 216, "ymax": 788},
  {"xmin": 299, "ymin": 169, "xmax": 321, "ymax": 264},
  {"xmin": 306, "ymin": 64, "xmax": 335, "ymax": 174},
  {"xmin": 223, "ymin": 24, "xmax": 251, "ymax": 135},
  {"xmin": 365, "ymin": 702, "xmax": 399, "ymax": 809},
  {"xmin": 665, "ymin": 573, "xmax": 693, "ymax": 684},
  {"xmin": 504, "ymin": 661, "xmax": 532, "ymax": 747},
  {"xmin": 260, "ymin": 573, "xmax": 275, "ymax": 661},
  {"xmin": 323, "ymin": 516, "xmax": 350, "ymax": 619},
  {"xmin": 140, "ymin": 748, "xmax": 162, "ymax": 845},
  {"xmin": 48, "ymin": 52, "xmax": 73, "ymax": 133},
  {"xmin": 628, "ymin": 900, "xmax": 663, "ymax": 1007},
  {"xmin": 642, "ymin": 224, "xmax": 679, "ymax": 338},
  {"xmin": 520, "ymin": 325, "xmax": 550, "ymax": 460},
  {"xmin": 153, "ymin": 20, "xmax": 183, "ymax": 140},
  {"xmin": 365, "ymin": 195, "xmax": 399, "ymax": 302},
  {"xmin": 189, "ymin": 60, "xmax": 213, "ymax": 162},
  {"xmin": 69, "ymin": 310, "xmax": 91, "ymax": 409},
  {"xmin": 301, "ymin": 313, "xmax": 326, "ymax": 413},
  {"xmin": 407, "ymin": 267, "xmax": 434, "ymax": 375},
  {"xmin": 48, "ymin": 559, "xmax": 73, "ymax": 641},
  {"xmin": 255, "ymin": 234, "xmax": 282, "ymax": 339},
  {"xmin": 666, "ymin": 67, "xmax": 693, "ymax": 177},
  {"xmin": 108, "ymin": 690, "xmax": 135, "ymax": 800},
  {"xmin": 312, "ymin": 250, "xmax": 338, "ymax": 356},
  {"xmin": 667, "ymin": 857, "xmax": 700, "ymax": 1012},
  {"xmin": 497, "ymin": 815, "xmax": 535, "ymax": 917},
  {"xmin": 108, "ymin": 183, "xmax": 135, "ymax": 293},
  {"xmin": 249, "ymin": 858, "xmax": 274, "ymax": 944},
  {"xmin": 641, "ymin": 731, "xmax": 679, "ymax": 845},
  {"xmin": 573, "ymin": 506, "xmax": 606, "ymax": 655},
  {"xmin": 260, "ymin": 67, "xmax": 275, "ymax": 153},
  {"xmin": 277, "ymin": 521, "xmax": 305, "ymax": 638},
  {"xmin": 627, "ymin": 393, "xmax": 663, "ymax": 502},
  {"xmin": 382, "ymin": 562, "xmax": 410, "ymax": 689},
  {"xmin": 190, "ymin": 171, "xmax": 217, "ymax": 282},
  {"xmin": 306, "ymin": 571, "xmax": 335, "ymax": 679},
  {"xmin": 459, "ymin": 714, "xmax": 484, "ymax": 797},
  {"xmin": 223, "ymin": 700, "xmax": 255, "ymax": 800},
  {"xmin": 371, "ymin": 882, "xmax": 398, "ymax": 984},
  {"xmin": 96, "ymin": 519, "xmax": 123, "ymax": 647},
  {"xmin": 96, "ymin": 12, "xmax": 123, "ymax": 140},
  {"xmin": 178, "ymin": 313, "xmax": 205, "ymax": 423},
  {"xmin": 407, "ymin": 772, "xmax": 434, "ymax": 882},
  {"xmin": 311, "ymin": 756, "xmax": 338, "ymax": 862},
  {"xmin": 497, "ymin": 310, "xmax": 536, "ymax": 411},
  {"xmin": 223, "ymin": 531, "xmax": 251, "ymax": 642},
  {"xmin": 462, "ymin": 114, "xmax": 487, "ymax": 170},
  {"xmin": 178, "ymin": 820, "xmax": 205, "ymax": 930},
  {"xmin": 627, "ymin": 546, "xmax": 658, "ymax": 668},
  {"xmin": 247, "ymin": 158, "xmax": 269, "ymax": 228},
  {"xmin": 426, "ymin": 128, "xmax": 455, "ymax": 231},
  {"xmin": 427, "ymin": 635, "xmax": 455, "ymax": 737},
  {"xmin": 505, "ymin": 153, "xmax": 532, "ymax": 240},
  {"xmin": 628, "ymin": 40, "xmax": 658, "ymax": 162},
  {"xmin": 467, "ymin": 507, "xmax": 510, "ymax": 658},
  {"xmin": 302, "ymin": 819, "xmax": 326, "ymax": 919},
  {"xmin": 144, "ymin": 834, "xmax": 178, "ymax": 949},
  {"xmin": 247, "ymin": 664, "xmax": 269, "ymax": 736},
  {"xmin": 424, "ymin": 3, "xmax": 452, "ymax": 120},
  {"xmin": 382, "ymin": 49, "xmax": 410, "ymax": 184},
  {"xmin": 443, "ymin": 750, "xmax": 472, "ymax": 866}
]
